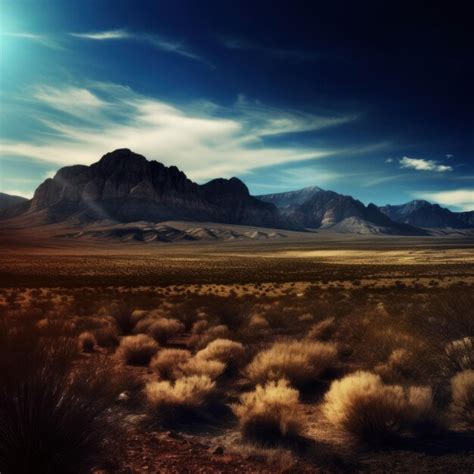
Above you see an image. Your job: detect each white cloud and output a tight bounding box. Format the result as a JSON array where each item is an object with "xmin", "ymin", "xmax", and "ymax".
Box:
[
  {"xmin": 385, "ymin": 157, "xmax": 393, "ymax": 163},
  {"xmin": 418, "ymin": 189, "xmax": 474, "ymax": 211},
  {"xmin": 0, "ymin": 82, "xmax": 357, "ymax": 182},
  {"xmin": 70, "ymin": 29, "xmax": 212, "ymax": 66},
  {"xmin": 70, "ymin": 29, "xmax": 130, "ymax": 40},
  {"xmin": 446, "ymin": 153, "xmax": 454, "ymax": 159},
  {"xmin": 400, "ymin": 156, "xmax": 452, "ymax": 172},
  {"xmin": 2, "ymin": 32, "xmax": 63, "ymax": 50},
  {"xmin": 33, "ymin": 85, "xmax": 105, "ymax": 118},
  {"xmin": 0, "ymin": 189, "xmax": 33, "ymax": 199}
]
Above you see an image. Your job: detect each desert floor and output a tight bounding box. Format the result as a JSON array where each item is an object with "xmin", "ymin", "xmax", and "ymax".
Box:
[{"xmin": 1, "ymin": 233, "xmax": 473, "ymax": 473}]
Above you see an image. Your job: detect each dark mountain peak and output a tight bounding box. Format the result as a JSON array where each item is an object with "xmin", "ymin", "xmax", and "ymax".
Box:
[
  {"xmin": 202, "ymin": 177, "xmax": 249, "ymax": 197},
  {"xmin": 4, "ymin": 149, "xmax": 279, "ymax": 228}
]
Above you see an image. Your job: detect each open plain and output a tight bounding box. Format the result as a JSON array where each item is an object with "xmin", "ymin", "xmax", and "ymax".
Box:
[{"xmin": 1, "ymin": 230, "xmax": 473, "ymax": 472}]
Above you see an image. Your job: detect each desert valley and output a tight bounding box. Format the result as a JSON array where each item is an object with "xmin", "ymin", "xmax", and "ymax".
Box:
[
  {"xmin": 1, "ymin": 2, "xmax": 474, "ymax": 472},
  {"xmin": 1, "ymin": 149, "xmax": 473, "ymax": 473}
]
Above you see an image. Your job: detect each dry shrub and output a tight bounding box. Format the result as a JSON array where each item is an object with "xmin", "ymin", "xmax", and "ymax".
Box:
[
  {"xmin": 450, "ymin": 369, "xmax": 474, "ymax": 430},
  {"xmin": 246, "ymin": 340, "xmax": 338, "ymax": 388},
  {"xmin": 374, "ymin": 348, "xmax": 412, "ymax": 381},
  {"xmin": 130, "ymin": 309, "xmax": 149, "ymax": 326},
  {"xmin": 0, "ymin": 320, "xmax": 122, "ymax": 474},
  {"xmin": 147, "ymin": 318, "xmax": 185, "ymax": 344},
  {"xmin": 78, "ymin": 331, "xmax": 96, "ymax": 352},
  {"xmin": 145, "ymin": 375, "xmax": 216, "ymax": 412},
  {"xmin": 307, "ymin": 317, "xmax": 336, "ymax": 340},
  {"xmin": 445, "ymin": 337, "xmax": 473, "ymax": 371},
  {"xmin": 117, "ymin": 334, "xmax": 159, "ymax": 365},
  {"xmin": 249, "ymin": 313, "xmax": 270, "ymax": 329},
  {"xmin": 323, "ymin": 371, "xmax": 433, "ymax": 441},
  {"xmin": 191, "ymin": 319, "xmax": 208, "ymax": 334},
  {"xmin": 93, "ymin": 325, "xmax": 119, "ymax": 348},
  {"xmin": 181, "ymin": 357, "xmax": 226, "ymax": 380},
  {"xmin": 193, "ymin": 324, "xmax": 231, "ymax": 349},
  {"xmin": 150, "ymin": 349, "xmax": 191, "ymax": 379},
  {"xmin": 196, "ymin": 338, "xmax": 245, "ymax": 367},
  {"xmin": 233, "ymin": 379, "xmax": 303, "ymax": 445}
]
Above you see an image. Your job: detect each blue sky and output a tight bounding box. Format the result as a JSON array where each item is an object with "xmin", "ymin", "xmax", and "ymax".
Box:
[{"xmin": 0, "ymin": 0, "xmax": 473, "ymax": 210}]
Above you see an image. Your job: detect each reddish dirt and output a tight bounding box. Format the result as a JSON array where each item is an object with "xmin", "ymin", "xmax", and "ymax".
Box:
[{"xmin": 100, "ymin": 428, "xmax": 274, "ymax": 473}]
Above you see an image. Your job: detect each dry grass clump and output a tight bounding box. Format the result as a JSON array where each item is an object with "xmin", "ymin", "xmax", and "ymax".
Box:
[
  {"xmin": 307, "ymin": 317, "xmax": 336, "ymax": 340},
  {"xmin": 130, "ymin": 309, "xmax": 149, "ymax": 326},
  {"xmin": 249, "ymin": 313, "xmax": 270, "ymax": 329},
  {"xmin": 232, "ymin": 379, "xmax": 303, "ymax": 445},
  {"xmin": 145, "ymin": 375, "xmax": 216, "ymax": 412},
  {"xmin": 374, "ymin": 348, "xmax": 413, "ymax": 381},
  {"xmin": 93, "ymin": 325, "xmax": 119, "ymax": 348},
  {"xmin": 135, "ymin": 318, "xmax": 184, "ymax": 344},
  {"xmin": 0, "ymin": 320, "xmax": 122, "ymax": 474},
  {"xmin": 117, "ymin": 334, "xmax": 159, "ymax": 365},
  {"xmin": 323, "ymin": 371, "xmax": 433, "ymax": 441},
  {"xmin": 196, "ymin": 338, "xmax": 246, "ymax": 368},
  {"xmin": 150, "ymin": 349, "xmax": 192, "ymax": 379},
  {"xmin": 445, "ymin": 337, "xmax": 473, "ymax": 371},
  {"xmin": 192, "ymin": 324, "xmax": 231, "ymax": 349},
  {"xmin": 246, "ymin": 340, "xmax": 338, "ymax": 388},
  {"xmin": 181, "ymin": 357, "xmax": 226, "ymax": 380},
  {"xmin": 449, "ymin": 369, "xmax": 474, "ymax": 430},
  {"xmin": 78, "ymin": 331, "xmax": 96, "ymax": 352},
  {"xmin": 191, "ymin": 319, "xmax": 208, "ymax": 334}
]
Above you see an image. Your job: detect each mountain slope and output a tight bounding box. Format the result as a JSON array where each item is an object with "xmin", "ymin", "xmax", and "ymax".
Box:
[
  {"xmin": 258, "ymin": 187, "xmax": 424, "ymax": 235},
  {"xmin": 0, "ymin": 192, "xmax": 27, "ymax": 212},
  {"xmin": 379, "ymin": 200, "xmax": 472, "ymax": 228},
  {"xmin": 3, "ymin": 149, "xmax": 280, "ymax": 228}
]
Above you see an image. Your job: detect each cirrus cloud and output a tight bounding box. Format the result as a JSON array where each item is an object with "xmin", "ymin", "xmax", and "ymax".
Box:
[{"xmin": 0, "ymin": 81, "xmax": 357, "ymax": 183}]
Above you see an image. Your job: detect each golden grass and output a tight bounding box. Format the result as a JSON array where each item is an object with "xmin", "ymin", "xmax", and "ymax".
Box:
[
  {"xmin": 233, "ymin": 379, "xmax": 303, "ymax": 444},
  {"xmin": 246, "ymin": 340, "xmax": 338, "ymax": 387}
]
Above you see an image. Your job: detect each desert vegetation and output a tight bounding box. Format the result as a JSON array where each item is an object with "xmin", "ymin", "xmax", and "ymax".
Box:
[{"xmin": 0, "ymin": 259, "xmax": 473, "ymax": 472}]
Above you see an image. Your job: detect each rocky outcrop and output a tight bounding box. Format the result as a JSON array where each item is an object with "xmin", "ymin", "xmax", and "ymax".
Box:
[{"xmin": 9, "ymin": 149, "xmax": 280, "ymax": 227}]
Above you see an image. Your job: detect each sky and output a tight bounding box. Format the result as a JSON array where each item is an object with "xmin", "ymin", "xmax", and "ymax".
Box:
[{"xmin": 0, "ymin": 0, "xmax": 473, "ymax": 211}]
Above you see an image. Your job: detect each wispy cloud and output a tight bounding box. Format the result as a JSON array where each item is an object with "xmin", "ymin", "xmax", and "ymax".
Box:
[
  {"xmin": 2, "ymin": 32, "xmax": 63, "ymax": 50},
  {"xmin": 222, "ymin": 37, "xmax": 324, "ymax": 63},
  {"xmin": 400, "ymin": 156, "xmax": 452, "ymax": 172},
  {"xmin": 70, "ymin": 29, "xmax": 212, "ymax": 66},
  {"xmin": 418, "ymin": 189, "xmax": 474, "ymax": 211},
  {"xmin": 70, "ymin": 29, "xmax": 130, "ymax": 40},
  {"xmin": 0, "ymin": 82, "xmax": 357, "ymax": 183}
]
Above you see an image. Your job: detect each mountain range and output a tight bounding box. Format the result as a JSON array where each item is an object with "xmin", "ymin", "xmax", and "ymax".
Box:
[
  {"xmin": 0, "ymin": 192, "xmax": 27, "ymax": 212},
  {"xmin": 379, "ymin": 200, "xmax": 473, "ymax": 228},
  {"xmin": 1, "ymin": 148, "xmax": 472, "ymax": 237}
]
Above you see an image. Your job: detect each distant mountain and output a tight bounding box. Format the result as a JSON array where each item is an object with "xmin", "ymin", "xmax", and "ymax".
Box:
[
  {"xmin": 379, "ymin": 200, "xmax": 473, "ymax": 228},
  {"xmin": 459, "ymin": 211, "xmax": 474, "ymax": 226},
  {"xmin": 2, "ymin": 149, "xmax": 280, "ymax": 228},
  {"xmin": 258, "ymin": 187, "xmax": 424, "ymax": 235},
  {"xmin": 258, "ymin": 186, "xmax": 323, "ymax": 208},
  {"xmin": 0, "ymin": 192, "xmax": 27, "ymax": 212},
  {"xmin": 2, "ymin": 149, "xmax": 448, "ymax": 236}
]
